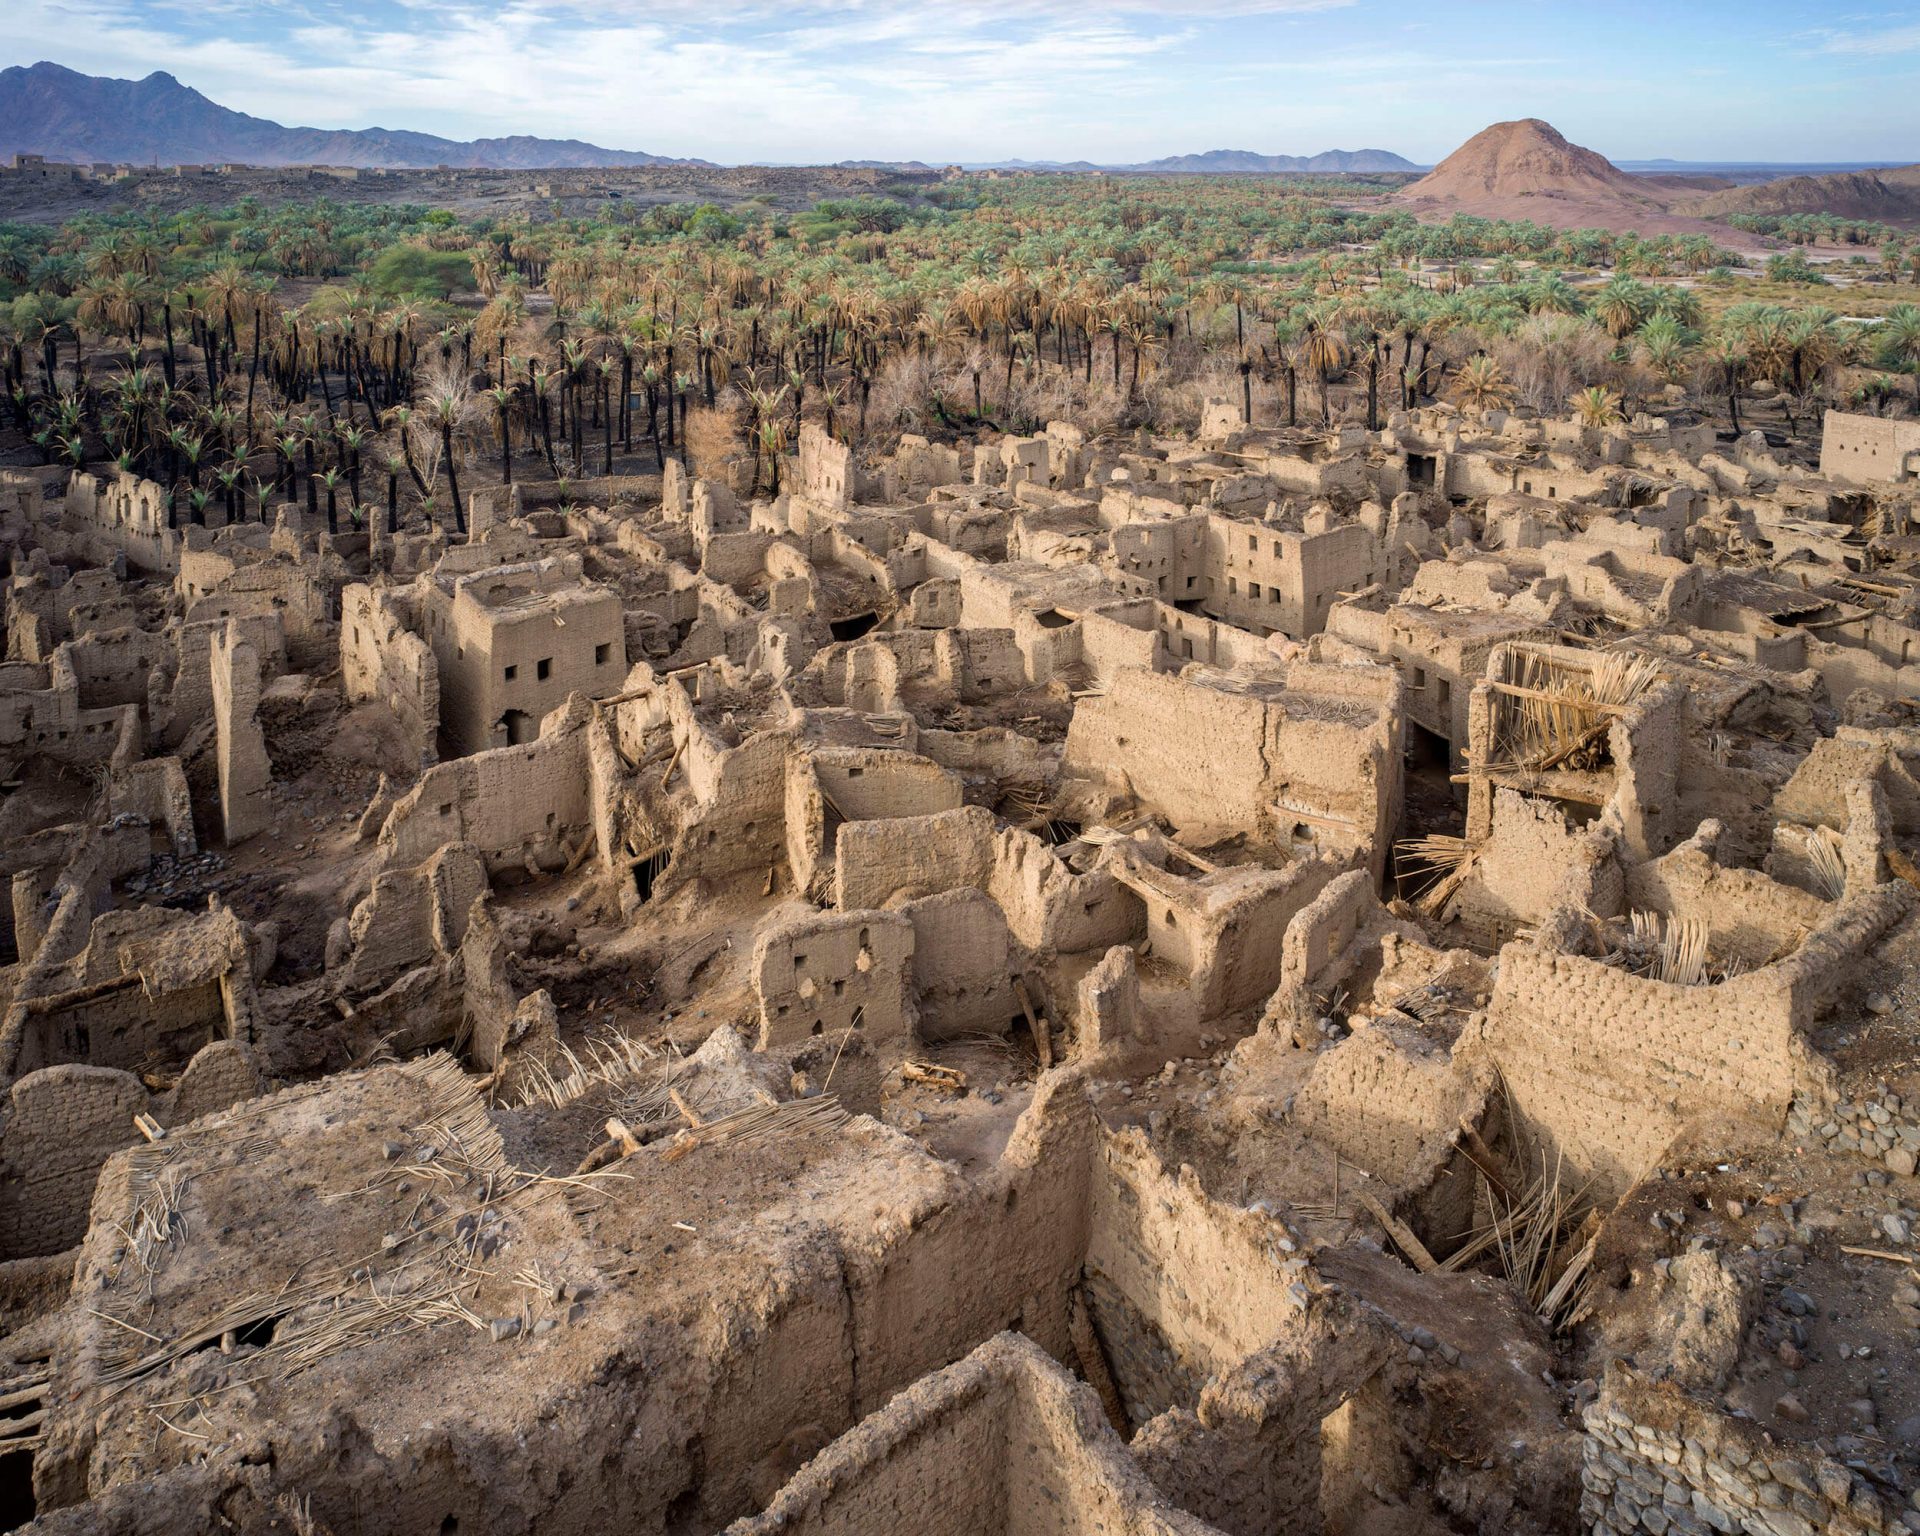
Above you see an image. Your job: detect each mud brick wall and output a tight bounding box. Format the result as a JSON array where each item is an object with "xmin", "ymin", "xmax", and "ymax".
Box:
[
  {"xmin": 211, "ymin": 621, "xmax": 270, "ymax": 844},
  {"xmin": 341, "ymin": 585, "xmax": 440, "ymax": 769},
  {"xmin": 666, "ymin": 728, "xmax": 791, "ymax": 893},
  {"xmin": 164, "ymin": 1039, "xmax": 265, "ymax": 1126},
  {"xmin": 0, "ymin": 1064, "xmax": 146, "ymax": 1259},
  {"xmin": 1457, "ymin": 790, "xmax": 1615, "ymax": 950},
  {"xmin": 1487, "ymin": 945, "xmax": 1799, "ymax": 1197},
  {"xmin": 903, "ymin": 888, "xmax": 1014, "ymax": 1041},
  {"xmin": 987, "ymin": 827, "xmax": 1140, "ymax": 958},
  {"xmin": 1084, "ymin": 1129, "xmax": 1313, "ymax": 1428},
  {"xmin": 380, "ymin": 715, "xmax": 592, "ymax": 872},
  {"xmin": 1292, "ymin": 1019, "xmax": 1486, "ymax": 1224},
  {"xmin": 1066, "ymin": 667, "xmax": 1276, "ymax": 831},
  {"xmin": 835, "ymin": 806, "xmax": 995, "ymax": 911},
  {"xmin": 753, "ymin": 910, "xmax": 914, "ymax": 1049},
  {"xmin": 16, "ymin": 977, "xmax": 225, "ymax": 1078},
  {"xmin": 1490, "ymin": 884, "xmax": 1910, "ymax": 1196},
  {"xmin": 1625, "ymin": 844, "xmax": 1825, "ymax": 970},
  {"xmin": 730, "ymin": 1333, "xmax": 1218, "ymax": 1536}
]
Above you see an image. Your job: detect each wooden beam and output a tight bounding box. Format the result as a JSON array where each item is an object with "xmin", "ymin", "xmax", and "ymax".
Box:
[
  {"xmin": 591, "ymin": 686, "xmax": 656, "ymax": 711},
  {"xmin": 1272, "ymin": 801, "xmax": 1361, "ymax": 831},
  {"xmin": 1355, "ymin": 1188, "xmax": 1439, "ymax": 1275},
  {"xmin": 659, "ymin": 737, "xmax": 686, "ymax": 790},
  {"xmin": 1070, "ymin": 1286, "xmax": 1131, "ymax": 1439},
  {"xmin": 1487, "ymin": 679, "xmax": 1628, "ymax": 715},
  {"xmin": 1013, "ymin": 978, "xmax": 1052, "ymax": 1070}
]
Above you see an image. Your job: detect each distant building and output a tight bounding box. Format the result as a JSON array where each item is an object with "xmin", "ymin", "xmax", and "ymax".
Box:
[
  {"xmin": 421, "ymin": 556, "xmax": 628, "ymax": 757},
  {"xmin": 1820, "ymin": 409, "xmax": 1920, "ymax": 486}
]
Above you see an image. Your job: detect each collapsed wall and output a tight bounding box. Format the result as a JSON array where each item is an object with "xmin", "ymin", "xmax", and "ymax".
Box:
[{"xmin": 211, "ymin": 619, "xmax": 271, "ymax": 844}]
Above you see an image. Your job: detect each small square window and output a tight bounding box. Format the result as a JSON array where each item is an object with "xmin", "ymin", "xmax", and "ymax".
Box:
[
  {"xmin": 595, "ymin": 643, "xmax": 610, "ymax": 665},
  {"xmin": 503, "ymin": 664, "xmax": 517, "ymax": 681},
  {"xmin": 537, "ymin": 658, "xmax": 552, "ymax": 681}
]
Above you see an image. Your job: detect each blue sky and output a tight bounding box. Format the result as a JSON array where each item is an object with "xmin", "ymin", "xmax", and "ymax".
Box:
[{"xmin": 6, "ymin": 0, "xmax": 1920, "ymax": 164}]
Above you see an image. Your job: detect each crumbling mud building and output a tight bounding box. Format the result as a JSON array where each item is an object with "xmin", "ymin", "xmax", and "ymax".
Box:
[{"xmin": 0, "ymin": 398, "xmax": 1917, "ymax": 1536}]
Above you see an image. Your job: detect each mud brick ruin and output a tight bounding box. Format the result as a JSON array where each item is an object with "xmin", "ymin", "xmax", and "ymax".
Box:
[{"xmin": 0, "ymin": 397, "xmax": 1918, "ymax": 1536}]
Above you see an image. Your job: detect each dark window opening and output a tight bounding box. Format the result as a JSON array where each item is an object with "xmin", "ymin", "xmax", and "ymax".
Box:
[
  {"xmin": 537, "ymin": 658, "xmax": 552, "ymax": 681},
  {"xmin": 633, "ymin": 849, "xmax": 671, "ymax": 903},
  {"xmin": 0, "ymin": 1448, "xmax": 35, "ymax": 1530}
]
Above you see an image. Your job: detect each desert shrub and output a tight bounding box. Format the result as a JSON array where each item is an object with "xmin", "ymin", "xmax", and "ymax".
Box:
[
  {"xmin": 684, "ymin": 398, "xmax": 744, "ymax": 480},
  {"xmin": 367, "ymin": 243, "xmax": 477, "ymax": 301}
]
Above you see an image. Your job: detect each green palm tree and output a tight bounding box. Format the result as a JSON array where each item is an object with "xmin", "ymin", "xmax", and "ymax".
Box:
[
  {"xmin": 1571, "ymin": 385, "xmax": 1624, "ymax": 429},
  {"xmin": 1450, "ymin": 354, "xmax": 1514, "ymax": 414},
  {"xmin": 1635, "ymin": 314, "xmax": 1692, "ymax": 385},
  {"xmin": 1702, "ymin": 337, "xmax": 1748, "ymax": 435},
  {"xmin": 1592, "ymin": 277, "xmax": 1650, "ymax": 341},
  {"xmin": 1304, "ymin": 321, "xmax": 1348, "ymax": 427},
  {"xmin": 1881, "ymin": 304, "xmax": 1920, "ymax": 411}
]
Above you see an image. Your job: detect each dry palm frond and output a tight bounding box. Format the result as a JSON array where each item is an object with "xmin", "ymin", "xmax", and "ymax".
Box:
[
  {"xmin": 274, "ymin": 1495, "xmax": 334, "ymax": 1536},
  {"xmin": 1443, "ymin": 1146, "xmax": 1600, "ymax": 1335},
  {"xmin": 1597, "ymin": 909, "xmax": 1742, "ymax": 987},
  {"xmin": 1630, "ymin": 909, "xmax": 1710, "ymax": 987},
  {"xmin": 1492, "ymin": 648, "xmax": 1662, "ymax": 774},
  {"xmin": 1805, "ymin": 826, "xmax": 1847, "ymax": 901},
  {"xmin": 348, "ymin": 1032, "xmax": 401, "ymax": 1071},
  {"xmin": 510, "ymin": 1029, "xmax": 661, "ymax": 1111},
  {"xmin": 1397, "ymin": 834, "xmax": 1478, "ymax": 920},
  {"xmin": 662, "ymin": 1094, "xmax": 849, "ymax": 1163},
  {"xmin": 998, "ymin": 779, "xmax": 1054, "ymax": 823},
  {"xmin": 106, "ymin": 1148, "xmax": 194, "ymax": 1297}
]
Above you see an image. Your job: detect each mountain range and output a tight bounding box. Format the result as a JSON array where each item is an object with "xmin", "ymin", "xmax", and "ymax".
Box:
[
  {"xmin": 964, "ymin": 149, "xmax": 1419, "ymax": 174},
  {"xmin": 0, "ymin": 62, "xmax": 709, "ymax": 170},
  {"xmin": 1680, "ymin": 164, "xmax": 1920, "ymax": 221},
  {"xmin": 1, "ymin": 63, "xmax": 1416, "ymax": 175},
  {"xmin": 1121, "ymin": 148, "xmax": 1417, "ymax": 174}
]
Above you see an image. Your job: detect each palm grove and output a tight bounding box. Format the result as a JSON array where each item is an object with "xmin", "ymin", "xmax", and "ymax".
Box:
[{"xmin": 3, "ymin": 175, "xmax": 1920, "ymax": 534}]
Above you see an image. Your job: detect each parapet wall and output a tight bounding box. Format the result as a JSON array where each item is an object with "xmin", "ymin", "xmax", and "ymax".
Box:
[{"xmin": 1485, "ymin": 883, "xmax": 1911, "ymax": 1196}]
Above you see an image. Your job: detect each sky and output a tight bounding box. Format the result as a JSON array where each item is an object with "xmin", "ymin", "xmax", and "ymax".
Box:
[{"xmin": 5, "ymin": 0, "xmax": 1920, "ymax": 165}]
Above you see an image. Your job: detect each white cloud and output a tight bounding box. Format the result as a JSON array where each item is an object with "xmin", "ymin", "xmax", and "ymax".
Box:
[
  {"xmin": 5, "ymin": 0, "xmax": 1915, "ymax": 165},
  {"xmin": 1811, "ymin": 21, "xmax": 1920, "ymax": 54}
]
